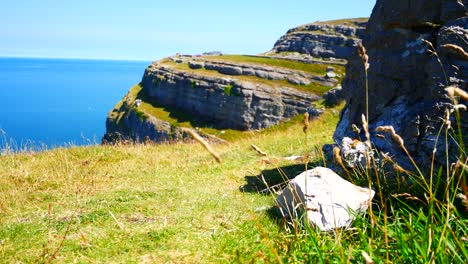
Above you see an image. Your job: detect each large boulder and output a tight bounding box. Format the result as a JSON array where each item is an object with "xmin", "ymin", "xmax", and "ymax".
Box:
[
  {"xmin": 276, "ymin": 167, "xmax": 374, "ymax": 231},
  {"xmin": 334, "ymin": 0, "xmax": 468, "ymax": 169}
]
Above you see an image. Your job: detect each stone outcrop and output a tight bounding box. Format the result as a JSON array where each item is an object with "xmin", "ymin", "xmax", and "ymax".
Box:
[
  {"xmin": 185, "ymin": 58, "xmax": 336, "ymax": 87},
  {"xmin": 271, "ymin": 18, "xmax": 368, "ymax": 60},
  {"xmin": 333, "ymin": 0, "xmax": 467, "ymax": 169},
  {"xmin": 103, "ymin": 91, "xmax": 188, "ymax": 144},
  {"xmin": 141, "ymin": 62, "xmax": 321, "ymax": 130},
  {"xmin": 276, "ymin": 167, "xmax": 374, "ymax": 231}
]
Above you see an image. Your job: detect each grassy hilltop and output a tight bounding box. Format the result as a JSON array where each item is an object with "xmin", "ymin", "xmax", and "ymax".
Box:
[
  {"xmin": 1, "ymin": 106, "xmax": 340, "ymax": 263},
  {"xmin": 2, "ymin": 103, "xmax": 466, "ymax": 263}
]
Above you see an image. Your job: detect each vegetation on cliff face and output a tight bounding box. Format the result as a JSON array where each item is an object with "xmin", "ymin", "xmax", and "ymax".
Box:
[
  {"xmin": 162, "ymin": 57, "xmax": 338, "ymax": 94},
  {"xmin": 106, "ymin": 83, "xmax": 319, "ymax": 142},
  {"xmin": 200, "ymin": 54, "xmax": 344, "ymax": 76}
]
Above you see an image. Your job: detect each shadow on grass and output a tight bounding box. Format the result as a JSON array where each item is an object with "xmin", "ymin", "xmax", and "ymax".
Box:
[
  {"xmin": 240, "ymin": 161, "xmax": 322, "ymax": 194},
  {"xmin": 240, "ymin": 161, "xmax": 323, "ymax": 223}
]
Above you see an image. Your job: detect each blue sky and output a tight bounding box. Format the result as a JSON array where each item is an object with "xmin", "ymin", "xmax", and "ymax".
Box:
[{"xmin": 0, "ymin": 0, "xmax": 376, "ymax": 61}]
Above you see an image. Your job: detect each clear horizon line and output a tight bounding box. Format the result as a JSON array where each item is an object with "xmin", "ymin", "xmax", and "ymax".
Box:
[{"xmin": 0, "ymin": 54, "xmax": 154, "ymax": 62}]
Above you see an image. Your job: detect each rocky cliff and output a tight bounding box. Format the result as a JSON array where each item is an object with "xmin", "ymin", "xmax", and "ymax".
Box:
[
  {"xmin": 103, "ymin": 54, "xmax": 342, "ymax": 143},
  {"xmin": 141, "ymin": 58, "xmax": 327, "ymax": 131},
  {"xmin": 333, "ymin": 0, "xmax": 467, "ymax": 169},
  {"xmin": 104, "ymin": 18, "xmax": 367, "ymax": 144},
  {"xmin": 270, "ymin": 18, "xmax": 368, "ymax": 60}
]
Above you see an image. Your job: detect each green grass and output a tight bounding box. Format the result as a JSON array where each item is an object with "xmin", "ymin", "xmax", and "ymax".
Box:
[
  {"xmin": 0, "ymin": 108, "xmax": 340, "ymax": 263},
  {"xmin": 313, "ymin": 17, "xmax": 368, "ymax": 26},
  {"xmin": 1, "ymin": 104, "xmax": 467, "ymax": 263}
]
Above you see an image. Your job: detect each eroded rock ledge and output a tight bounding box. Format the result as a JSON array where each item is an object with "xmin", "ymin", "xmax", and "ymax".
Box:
[
  {"xmin": 271, "ymin": 18, "xmax": 368, "ymax": 60},
  {"xmin": 141, "ymin": 59, "xmax": 322, "ymax": 131}
]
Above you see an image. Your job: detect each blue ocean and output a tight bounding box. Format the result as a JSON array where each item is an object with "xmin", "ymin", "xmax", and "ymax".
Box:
[{"xmin": 0, "ymin": 57, "xmax": 150, "ymax": 150}]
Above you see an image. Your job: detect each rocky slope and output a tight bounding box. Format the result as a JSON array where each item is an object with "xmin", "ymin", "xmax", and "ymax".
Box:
[
  {"xmin": 104, "ymin": 18, "xmax": 367, "ymax": 144},
  {"xmin": 332, "ymin": 0, "xmax": 467, "ymax": 169},
  {"xmin": 270, "ymin": 18, "xmax": 368, "ymax": 60}
]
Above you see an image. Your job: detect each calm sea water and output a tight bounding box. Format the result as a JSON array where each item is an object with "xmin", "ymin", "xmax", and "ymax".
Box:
[{"xmin": 0, "ymin": 57, "xmax": 150, "ymax": 150}]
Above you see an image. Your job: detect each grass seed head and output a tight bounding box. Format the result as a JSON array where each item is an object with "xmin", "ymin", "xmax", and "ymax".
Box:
[
  {"xmin": 333, "ymin": 146, "xmax": 348, "ymax": 173},
  {"xmin": 361, "ymin": 114, "xmax": 371, "ymax": 148},
  {"xmin": 443, "ymin": 109, "xmax": 452, "ymax": 129},
  {"xmin": 357, "ymin": 43, "xmax": 370, "ymax": 70},
  {"xmin": 441, "ymin": 44, "xmax": 468, "ymax": 60},
  {"xmin": 445, "ymin": 86, "xmax": 468, "ymax": 102},
  {"xmin": 393, "ymin": 163, "xmax": 410, "ymax": 174},
  {"xmin": 375, "ymin": 126, "xmax": 405, "ymax": 148},
  {"xmin": 352, "ymin": 124, "xmax": 361, "ymax": 134},
  {"xmin": 303, "ymin": 112, "xmax": 310, "ymax": 134}
]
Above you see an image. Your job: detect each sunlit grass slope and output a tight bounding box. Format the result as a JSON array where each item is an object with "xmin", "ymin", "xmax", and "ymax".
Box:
[{"xmin": 0, "ymin": 107, "xmax": 339, "ymax": 263}]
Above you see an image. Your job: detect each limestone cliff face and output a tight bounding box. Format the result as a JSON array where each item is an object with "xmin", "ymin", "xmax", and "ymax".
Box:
[
  {"xmin": 334, "ymin": 0, "xmax": 467, "ymax": 168},
  {"xmin": 104, "ymin": 18, "xmax": 361, "ymax": 144},
  {"xmin": 271, "ymin": 18, "xmax": 368, "ymax": 60},
  {"xmin": 103, "ymin": 89, "xmax": 188, "ymax": 144},
  {"xmin": 141, "ymin": 60, "xmax": 322, "ymax": 130}
]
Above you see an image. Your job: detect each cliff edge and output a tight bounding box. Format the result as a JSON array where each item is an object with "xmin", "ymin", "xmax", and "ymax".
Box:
[{"xmin": 104, "ymin": 18, "xmax": 367, "ymax": 144}]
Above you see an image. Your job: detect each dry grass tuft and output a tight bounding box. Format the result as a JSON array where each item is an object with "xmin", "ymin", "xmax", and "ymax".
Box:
[
  {"xmin": 361, "ymin": 251, "xmax": 374, "ymax": 264},
  {"xmin": 251, "ymin": 144, "xmax": 268, "ymax": 156},
  {"xmin": 182, "ymin": 128, "xmax": 222, "ymax": 163}
]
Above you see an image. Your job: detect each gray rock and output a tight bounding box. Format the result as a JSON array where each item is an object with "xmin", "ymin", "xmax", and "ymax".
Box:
[
  {"xmin": 103, "ymin": 108, "xmax": 184, "ymax": 144},
  {"xmin": 207, "ymin": 64, "xmax": 243, "ymax": 75},
  {"xmin": 287, "ymin": 75, "xmax": 311, "ymax": 85},
  {"xmin": 326, "ymin": 71, "xmax": 337, "ymax": 79},
  {"xmin": 188, "ymin": 60, "xmax": 205, "ymax": 69},
  {"xmin": 200, "ymin": 58, "xmax": 338, "ymax": 88},
  {"xmin": 340, "ymin": 137, "xmax": 374, "ymax": 168},
  {"xmin": 266, "ymin": 72, "xmax": 284, "ymax": 80},
  {"xmin": 276, "ymin": 167, "xmax": 374, "ymax": 231},
  {"xmin": 271, "ymin": 18, "xmax": 368, "ymax": 60},
  {"xmin": 334, "ymin": 0, "xmax": 468, "ymax": 170},
  {"xmin": 323, "ymin": 85, "xmax": 344, "ymax": 106},
  {"xmin": 136, "ymin": 65, "xmax": 320, "ymax": 132}
]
